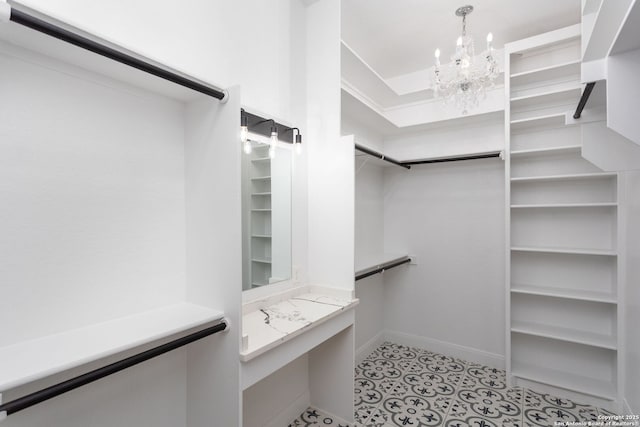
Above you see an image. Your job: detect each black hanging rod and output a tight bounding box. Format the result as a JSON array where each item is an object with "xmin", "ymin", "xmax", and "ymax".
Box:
[
  {"xmin": 573, "ymin": 82, "xmax": 596, "ymax": 119},
  {"xmin": 402, "ymin": 152, "xmax": 501, "ymax": 165},
  {"xmin": 6, "ymin": 7, "xmax": 227, "ymax": 101},
  {"xmin": 355, "ymin": 144, "xmax": 411, "ymax": 169},
  {"xmin": 356, "ymin": 257, "xmax": 412, "ymax": 281},
  {"xmin": 0, "ymin": 320, "xmax": 227, "ymax": 419}
]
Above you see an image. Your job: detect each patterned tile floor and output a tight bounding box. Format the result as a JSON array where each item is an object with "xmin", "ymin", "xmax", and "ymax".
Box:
[{"xmin": 289, "ymin": 341, "xmax": 618, "ymax": 427}]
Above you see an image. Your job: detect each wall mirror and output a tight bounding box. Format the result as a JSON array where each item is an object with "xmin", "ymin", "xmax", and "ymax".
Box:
[{"xmin": 241, "ymin": 138, "xmax": 292, "ymax": 291}]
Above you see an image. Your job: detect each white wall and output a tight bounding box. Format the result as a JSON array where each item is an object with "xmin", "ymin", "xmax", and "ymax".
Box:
[
  {"xmin": 14, "ymin": 0, "xmax": 304, "ymax": 123},
  {"xmin": 347, "ymin": 113, "xmax": 507, "ymax": 366},
  {"xmin": 354, "ymin": 156, "xmax": 386, "ymax": 355},
  {"xmin": 382, "ymin": 156, "xmax": 506, "ymax": 366},
  {"xmin": 624, "ymin": 170, "xmax": 640, "ymax": 414},
  {"xmin": 0, "ymin": 35, "xmax": 189, "ymax": 427},
  {"xmin": 306, "ymin": 0, "xmax": 354, "ymax": 289}
]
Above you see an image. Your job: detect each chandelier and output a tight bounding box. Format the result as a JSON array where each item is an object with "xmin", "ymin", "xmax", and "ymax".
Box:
[{"xmin": 433, "ymin": 5, "xmax": 499, "ymax": 114}]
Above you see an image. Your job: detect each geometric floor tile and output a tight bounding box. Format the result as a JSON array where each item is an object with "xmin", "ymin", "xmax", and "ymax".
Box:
[{"xmin": 289, "ymin": 341, "xmax": 618, "ymax": 427}]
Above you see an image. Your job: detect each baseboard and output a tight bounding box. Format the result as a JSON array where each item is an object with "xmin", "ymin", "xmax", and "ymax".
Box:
[
  {"xmin": 383, "ymin": 329, "xmax": 505, "ymax": 369},
  {"xmin": 356, "ymin": 331, "xmax": 385, "ymax": 364},
  {"xmin": 265, "ymin": 390, "xmax": 310, "ymax": 427}
]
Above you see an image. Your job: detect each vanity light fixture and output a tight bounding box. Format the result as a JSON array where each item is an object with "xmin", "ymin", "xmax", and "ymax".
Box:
[{"xmin": 240, "ymin": 109, "xmax": 251, "ymax": 154}]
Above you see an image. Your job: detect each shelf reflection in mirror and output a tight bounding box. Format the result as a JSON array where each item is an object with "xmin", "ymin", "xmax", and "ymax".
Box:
[{"xmin": 241, "ymin": 138, "xmax": 292, "ymax": 291}]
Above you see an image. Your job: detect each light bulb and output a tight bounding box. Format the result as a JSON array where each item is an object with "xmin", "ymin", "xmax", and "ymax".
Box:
[
  {"xmin": 434, "ymin": 48, "xmax": 441, "ymax": 66},
  {"xmin": 243, "ymin": 139, "xmax": 252, "ymax": 154},
  {"xmin": 269, "ymin": 130, "xmax": 277, "ymax": 159},
  {"xmin": 295, "ymin": 141, "xmax": 302, "ymax": 155},
  {"xmin": 240, "ymin": 125, "xmax": 248, "ymax": 143},
  {"xmin": 486, "ymin": 32, "xmax": 493, "ymax": 51}
]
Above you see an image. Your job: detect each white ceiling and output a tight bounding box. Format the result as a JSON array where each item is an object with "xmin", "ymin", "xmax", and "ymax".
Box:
[{"xmin": 341, "ymin": 0, "xmax": 581, "ymax": 79}]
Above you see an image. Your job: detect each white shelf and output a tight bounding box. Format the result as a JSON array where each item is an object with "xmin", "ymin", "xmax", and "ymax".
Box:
[
  {"xmin": 511, "ymin": 172, "xmax": 617, "ymax": 183},
  {"xmin": 251, "ymin": 234, "xmax": 272, "ymax": 238},
  {"xmin": 511, "ymin": 246, "xmax": 617, "ymax": 256},
  {"xmin": 511, "ymin": 321, "xmax": 617, "ymax": 350},
  {"xmin": 512, "ymin": 363, "xmax": 616, "ymax": 400},
  {"xmin": 251, "ymin": 258, "xmax": 272, "ymax": 264},
  {"xmin": 511, "ymin": 202, "xmax": 617, "ymax": 208},
  {"xmin": 251, "ymin": 192, "xmax": 272, "ymax": 196},
  {"xmin": 510, "ymin": 145, "xmax": 581, "ymax": 157},
  {"xmin": 510, "ymin": 112, "xmax": 567, "ymax": 131},
  {"xmin": 0, "ymin": 303, "xmax": 224, "ymax": 392},
  {"xmin": 251, "ymin": 157, "xmax": 270, "ymax": 163},
  {"xmin": 510, "ymin": 59, "xmax": 581, "ymax": 82},
  {"xmin": 251, "ymin": 209, "xmax": 271, "ymax": 212},
  {"xmin": 250, "ymin": 176, "xmax": 271, "ymax": 181},
  {"xmin": 510, "ymin": 85, "xmax": 581, "ymax": 107},
  {"xmin": 511, "ymin": 284, "xmax": 616, "ymax": 304}
]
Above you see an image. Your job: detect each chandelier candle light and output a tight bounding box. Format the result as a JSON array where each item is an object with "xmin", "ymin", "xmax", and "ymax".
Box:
[{"xmin": 433, "ymin": 5, "xmax": 499, "ymax": 114}]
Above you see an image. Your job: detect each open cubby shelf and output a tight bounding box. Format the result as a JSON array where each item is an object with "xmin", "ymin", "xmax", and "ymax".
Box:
[
  {"xmin": 511, "ymin": 145, "xmax": 581, "ymax": 157},
  {"xmin": 511, "ymin": 321, "xmax": 617, "ymax": 350},
  {"xmin": 511, "ymin": 172, "xmax": 617, "ymax": 182},
  {"xmin": 511, "ymin": 284, "xmax": 617, "ymax": 304}
]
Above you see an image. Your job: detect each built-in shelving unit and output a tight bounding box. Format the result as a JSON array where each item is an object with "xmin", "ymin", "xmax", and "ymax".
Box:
[
  {"xmin": 247, "ymin": 144, "xmax": 274, "ymax": 288},
  {"xmin": 505, "ymin": 25, "xmax": 622, "ymax": 410}
]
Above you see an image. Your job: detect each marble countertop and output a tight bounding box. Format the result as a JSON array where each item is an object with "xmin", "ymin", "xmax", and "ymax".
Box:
[{"xmin": 240, "ymin": 289, "xmax": 358, "ymax": 362}]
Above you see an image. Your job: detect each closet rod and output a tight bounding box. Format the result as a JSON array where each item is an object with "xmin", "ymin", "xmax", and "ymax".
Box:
[
  {"xmin": 6, "ymin": 7, "xmax": 228, "ymax": 101},
  {"xmin": 0, "ymin": 320, "xmax": 227, "ymax": 419},
  {"xmin": 355, "ymin": 257, "xmax": 412, "ymax": 281},
  {"xmin": 355, "ymin": 143, "xmax": 411, "ymax": 169},
  {"xmin": 402, "ymin": 152, "xmax": 501, "ymax": 165},
  {"xmin": 573, "ymin": 82, "xmax": 596, "ymax": 119}
]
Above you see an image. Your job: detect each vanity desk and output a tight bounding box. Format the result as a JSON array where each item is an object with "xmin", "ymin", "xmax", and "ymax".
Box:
[{"xmin": 240, "ymin": 285, "xmax": 358, "ymax": 426}]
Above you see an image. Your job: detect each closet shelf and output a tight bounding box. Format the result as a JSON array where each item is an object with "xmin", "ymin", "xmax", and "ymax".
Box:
[
  {"xmin": 251, "ymin": 157, "xmax": 271, "ymax": 163},
  {"xmin": 510, "ymin": 112, "xmax": 567, "ymax": 131},
  {"xmin": 511, "ymin": 246, "xmax": 617, "ymax": 256},
  {"xmin": 250, "ymin": 176, "xmax": 271, "ymax": 181},
  {"xmin": 251, "ymin": 192, "xmax": 272, "ymax": 196},
  {"xmin": 251, "ymin": 258, "xmax": 272, "ymax": 264},
  {"xmin": 510, "ymin": 85, "xmax": 581, "ymax": 108},
  {"xmin": 512, "ymin": 363, "xmax": 616, "ymax": 400},
  {"xmin": 511, "ymin": 321, "xmax": 617, "ymax": 350},
  {"xmin": 510, "ymin": 145, "xmax": 581, "ymax": 157},
  {"xmin": 510, "ymin": 172, "xmax": 617, "ymax": 183},
  {"xmin": 511, "ymin": 284, "xmax": 617, "ymax": 304},
  {"xmin": 0, "ymin": 303, "xmax": 224, "ymax": 392},
  {"xmin": 251, "ymin": 209, "xmax": 271, "ymax": 212},
  {"xmin": 251, "ymin": 234, "xmax": 272, "ymax": 238},
  {"xmin": 511, "ymin": 202, "xmax": 617, "ymax": 209},
  {"xmin": 510, "ymin": 59, "xmax": 581, "ymax": 82}
]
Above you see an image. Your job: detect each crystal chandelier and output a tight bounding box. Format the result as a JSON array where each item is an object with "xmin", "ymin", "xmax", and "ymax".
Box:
[{"xmin": 433, "ymin": 5, "xmax": 499, "ymax": 114}]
